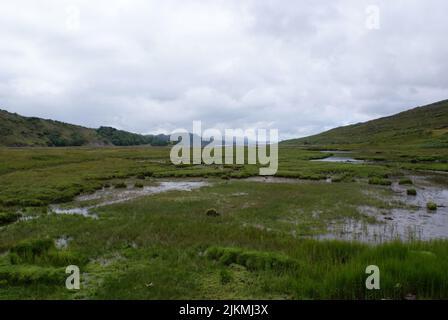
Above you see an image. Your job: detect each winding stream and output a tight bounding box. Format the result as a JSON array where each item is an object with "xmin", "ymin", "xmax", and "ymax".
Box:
[{"xmin": 50, "ymin": 181, "xmax": 210, "ymax": 218}]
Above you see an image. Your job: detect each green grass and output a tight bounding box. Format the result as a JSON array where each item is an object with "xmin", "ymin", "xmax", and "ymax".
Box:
[
  {"xmin": 1, "ymin": 99, "xmax": 448, "ymax": 299},
  {"xmin": 0, "ymin": 109, "xmax": 169, "ymax": 147},
  {"xmin": 399, "ymin": 178, "xmax": 413, "ymax": 185},
  {"xmin": 368, "ymin": 178, "xmax": 392, "ymax": 186},
  {"xmin": 284, "ymin": 99, "xmax": 448, "ymax": 148},
  {"xmin": 0, "ymin": 144, "xmax": 447, "ymax": 299},
  {"xmin": 0, "ymin": 211, "xmax": 21, "ymax": 226}
]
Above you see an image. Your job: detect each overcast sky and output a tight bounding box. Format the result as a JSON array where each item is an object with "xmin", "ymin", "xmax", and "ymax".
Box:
[{"xmin": 1, "ymin": 0, "xmax": 447, "ymax": 139}]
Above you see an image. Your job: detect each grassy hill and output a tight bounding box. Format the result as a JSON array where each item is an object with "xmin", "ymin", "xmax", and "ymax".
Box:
[
  {"xmin": 283, "ymin": 99, "xmax": 448, "ymax": 148},
  {"xmin": 0, "ymin": 109, "xmax": 169, "ymax": 147}
]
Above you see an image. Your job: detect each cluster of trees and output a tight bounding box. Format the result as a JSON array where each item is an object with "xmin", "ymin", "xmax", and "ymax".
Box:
[
  {"xmin": 47, "ymin": 131, "xmax": 87, "ymax": 147},
  {"xmin": 96, "ymin": 127, "xmax": 169, "ymax": 146}
]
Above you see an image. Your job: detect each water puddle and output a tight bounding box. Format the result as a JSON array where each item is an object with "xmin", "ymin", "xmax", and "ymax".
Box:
[
  {"xmin": 318, "ymin": 174, "xmax": 448, "ymax": 242},
  {"xmin": 50, "ymin": 181, "xmax": 209, "ymax": 218},
  {"xmin": 312, "ymin": 156, "xmax": 365, "ymax": 164},
  {"xmin": 244, "ymin": 176, "xmax": 305, "ymax": 184},
  {"xmin": 311, "ymin": 150, "xmax": 365, "ymax": 164},
  {"xmin": 55, "ymin": 236, "xmax": 72, "ymax": 249},
  {"xmin": 320, "ymin": 150, "xmax": 352, "ymax": 154}
]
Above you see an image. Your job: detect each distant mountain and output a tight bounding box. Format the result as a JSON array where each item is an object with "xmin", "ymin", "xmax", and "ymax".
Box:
[
  {"xmin": 283, "ymin": 99, "xmax": 448, "ymax": 148},
  {"xmin": 0, "ymin": 109, "xmax": 169, "ymax": 147}
]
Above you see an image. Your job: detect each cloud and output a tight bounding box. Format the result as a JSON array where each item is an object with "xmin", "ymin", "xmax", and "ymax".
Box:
[{"xmin": 0, "ymin": 0, "xmax": 447, "ymax": 139}]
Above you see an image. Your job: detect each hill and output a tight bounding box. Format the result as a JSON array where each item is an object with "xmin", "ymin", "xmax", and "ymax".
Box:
[
  {"xmin": 283, "ymin": 99, "xmax": 448, "ymax": 148},
  {"xmin": 0, "ymin": 109, "xmax": 169, "ymax": 147}
]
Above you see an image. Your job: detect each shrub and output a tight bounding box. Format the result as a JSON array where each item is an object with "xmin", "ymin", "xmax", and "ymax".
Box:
[
  {"xmin": 407, "ymin": 189, "xmax": 417, "ymax": 196},
  {"xmin": 134, "ymin": 182, "xmax": 144, "ymax": 188},
  {"xmin": 427, "ymin": 202, "xmax": 437, "ymax": 211}
]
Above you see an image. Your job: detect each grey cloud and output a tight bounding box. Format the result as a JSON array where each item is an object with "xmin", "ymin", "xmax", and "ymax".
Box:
[{"xmin": 1, "ymin": 0, "xmax": 447, "ymax": 140}]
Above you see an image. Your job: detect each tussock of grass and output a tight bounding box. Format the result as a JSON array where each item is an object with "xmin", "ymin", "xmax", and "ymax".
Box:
[
  {"xmin": 0, "ymin": 265, "xmax": 65, "ymax": 285},
  {"xmin": 0, "ymin": 212, "xmax": 21, "ymax": 226},
  {"xmin": 427, "ymin": 202, "xmax": 437, "ymax": 211},
  {"xmin": 9, "ymin": 238, "xmax": 86, "ymax": 267},
  {"xmin": 368, "ymin": 178, "xmax": 392, "ymax": 186},
  {"xmin": 205, "ymin": 208, "xmax": 220, "ymax": 217},
  {"xmin": 206, "ymin": 246, "xmax": 297, "ymax": 272},
  {"xmin": 134, "ymin": 182, "xmax": 144, "ymax": 188},
  {"xmin": 399, "ymin": 178, "xmax": 413, "ymax": 185},
  {"xmin": 113, "ymin": 182, "xmax": 127, "ymax": 189}
]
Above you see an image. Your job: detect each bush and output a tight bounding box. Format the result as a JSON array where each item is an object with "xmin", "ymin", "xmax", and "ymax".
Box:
[
  {"xmin": 407, "ymin": 189, "xmax": 417, "ymax": 196},
  {"xmin": 427, "ymin": 202, "xmax": 437, "ymax": 211},
  {"xmin": 134, "ymin": 182, "xmax": 144, "ymax": 188}
]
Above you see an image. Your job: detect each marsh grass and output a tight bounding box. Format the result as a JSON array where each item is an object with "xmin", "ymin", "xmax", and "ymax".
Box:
[
  {"xmin": 399, "ymin": 178, "xmax": 413, "ymax": 185},
  {"xmin": 426, "ymin": 202, "xmax": 437, "ymax": 211},
  {"xmin": 0, "ymin": 211, "xmax": 21, "ymax": 226},
  {"xmin": 8, "ymin": 238, "xmax": 87, "ymax": 267},
  {"xmin": 368, "ymin": 178, "xmax": 392, "ymax": 186},
  {"xmin": 0, "ymin": 146, "xmax": 447, "ymax": 299}
]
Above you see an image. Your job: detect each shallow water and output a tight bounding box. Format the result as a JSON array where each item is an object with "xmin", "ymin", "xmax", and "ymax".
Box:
[
  {"xmin": 50, "ymin": 181, "xmax": 209, "ymax": 218},
  {"xmin": 320, "ymin": 150, "xmax": 351, "ymax": 154},
  {"xmin": 311, "ymin": 150, "xmax": 365, "ymax": 164},
  {"xmin": 244, "ymin": 176, "xmax": 304, "ymax": 184},
  {"xmin": 312, "ymin": 156, "xmax": 365, "ymax": 164},
  {"xmin": 55, "ymin": 235, "xmax": 72, "ymax": 249},
  {"xmin": 244, "ymin": 173, "xmax": 448, "ymax": 242},
  {"xmin": 318, "ymin": 175, "xmax": 448, "ymax": 242}
]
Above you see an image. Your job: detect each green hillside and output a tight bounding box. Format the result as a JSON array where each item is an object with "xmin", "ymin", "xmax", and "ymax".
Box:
[
  {"xmin": 96, "ymin": 126, "xmax": 169, "ymax": 146},
  {"xmin": 0, "ymin": 109, "xmax": 169, "ymax": 147},
  {"xmin": 284, "ymin": 99, "xmax": 448, "ymax": 148}
]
